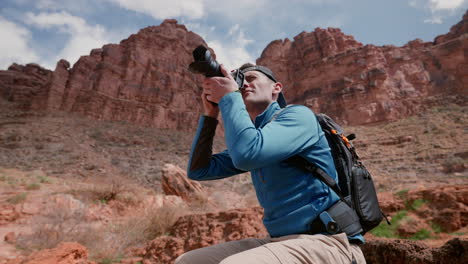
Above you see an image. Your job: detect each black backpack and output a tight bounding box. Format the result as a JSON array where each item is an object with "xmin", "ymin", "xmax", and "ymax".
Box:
[{"xmin": 273, "ymin": 108, "xmax": 388, "ymax": 235}]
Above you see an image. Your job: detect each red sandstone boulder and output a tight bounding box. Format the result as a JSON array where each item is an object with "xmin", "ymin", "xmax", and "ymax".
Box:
[
  {"xmin": 135, "ymin": 207, "xmax": 267, "ymax": 263},
  {"xmin": 0, "ymin": 204, "xmax": 22, "ymax": 225},
  {"xmin": 169, "ymin": 207, "xmax": 267, "ymax": 250},
  {"xmin": 361, "ymin": 237, "xmax": 468, "ymax": 264},
  {"xmin": 140, "ymin": 236, "xmax": 186, "ymax": 264},
  {"xmin": 5, "ymin": 242, "xmax": 94, "ymax": 264},
  {"xmin": 405, "ymin": 185, "xmax": 468, "ymax": 232},
  {"xmin": 161, "ymin": 163, "xmax": 204, "ymax": 202},
  {"xmin": 4, "ymin": 232, "xmax": 16, "ymax": 244}
]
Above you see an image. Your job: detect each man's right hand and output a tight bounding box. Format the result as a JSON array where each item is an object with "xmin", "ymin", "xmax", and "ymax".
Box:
[{"xmin": 201, "ymin": 87, "xmax": 219, "ymax": 118}]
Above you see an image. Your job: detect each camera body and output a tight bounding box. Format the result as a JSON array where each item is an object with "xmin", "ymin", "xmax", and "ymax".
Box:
[{"xmin": 189, "ymin": 45, "xmax": 244, "ymax": 88}]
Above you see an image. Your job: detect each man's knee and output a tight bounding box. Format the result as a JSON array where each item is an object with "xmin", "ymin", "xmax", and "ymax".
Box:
[
  {"xmin": 174, "ymin": 250, "xmax": 206, "ymax": 264},
  {"xmin": 174, "ymin": 252, "xmax": 188, "ymax": 264},
  {"xmin": 174, "ymin": 248, "xmax": 221, "ymax": 264}
]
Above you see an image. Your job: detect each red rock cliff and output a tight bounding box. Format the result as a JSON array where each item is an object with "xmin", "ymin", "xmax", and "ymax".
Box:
[
  {"xmin": 1, "ymin": 13, "xmax": 466, "ymax": 128},
  {"xmin": 0, "ymin": 19, "xmax": 207, "ymax": 130},
  {"xmin": 257, "ymin": 11, "xmax": 467, "ymax": 125}
]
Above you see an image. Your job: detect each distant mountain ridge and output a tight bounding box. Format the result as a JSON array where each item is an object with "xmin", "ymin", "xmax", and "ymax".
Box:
[
  {"xmin": 257, "ymin": 11, "xmax": 467, "ymax": 125},
  {"xmin": 0, "ymin": 12, "xmax": 466, "ymax": 129}
]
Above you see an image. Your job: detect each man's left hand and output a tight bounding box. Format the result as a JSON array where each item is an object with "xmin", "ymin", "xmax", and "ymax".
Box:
[{"xmin": 203, "ymin": 65, "xmax": 238, "ymax": 104}]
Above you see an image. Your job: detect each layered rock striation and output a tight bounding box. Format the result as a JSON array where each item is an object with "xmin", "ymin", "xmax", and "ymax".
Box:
[
  {"xmin": 0, "ymin": 13, "xmax": 467, "ymax": 128},
  {"xmin": 257, "ymin": 11, "xmax": 467, "ymax": 125},
  {"xmin": 0, "ymin": 19, "xmax": 207, "ymax": 130}
]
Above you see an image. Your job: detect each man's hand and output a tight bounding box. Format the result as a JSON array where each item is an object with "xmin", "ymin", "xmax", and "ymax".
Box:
[
  {"xmin": 203, "ymin": 65, "xmax": 238, "ymax": 104},
  {"xmin": 201, "ymin": 91, "xmax": 219, "ymax": 118}
]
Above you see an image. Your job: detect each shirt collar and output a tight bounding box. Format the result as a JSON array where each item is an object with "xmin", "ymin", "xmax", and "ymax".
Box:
[{"xmin": 254, "ymin": 101, "xmax": 281, "ymax": 128}]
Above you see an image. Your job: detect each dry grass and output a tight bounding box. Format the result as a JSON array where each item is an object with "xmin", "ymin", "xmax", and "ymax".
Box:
[
  {"xmin": 16, "ymin": 204, "xmax": 101, "ymax": 251},
  {"xmin": 6, "ymin": 192, "xmax": 28, "ymax": 204},
  {"xmin": 15, "ymin": 195, "xmax": 185, "ymax": 262},
  {"xmin": 66, "ymin": 181, "xmax": 140, "ymax": 205}
]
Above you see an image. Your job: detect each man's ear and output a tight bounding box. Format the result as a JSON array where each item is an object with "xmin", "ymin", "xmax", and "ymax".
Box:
[{"xmin": 272, "ymin": 82, "xmax": 283, "ymax": 96}]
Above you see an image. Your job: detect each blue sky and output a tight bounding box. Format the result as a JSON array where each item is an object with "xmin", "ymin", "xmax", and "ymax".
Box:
[{"xmin": 0, "ymin": 0, "xmax": 466, "ymax": 70}]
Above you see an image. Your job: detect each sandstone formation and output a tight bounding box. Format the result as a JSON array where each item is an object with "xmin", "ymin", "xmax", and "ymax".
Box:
[
  {"xmin": 377, "ymin": 185, "xmax": 468, "ymax": 238},
  {"xmin": 136, "ymin": 207, "xmax": 267, "ymax": 263},
  {"xmin": 361, "ymin": 238, "xmax": 468, "ymax": 264},
  {"xmin": 5, "ymin": 242, "xmax": 94, "ymax": 264},
  {"xmin": 257, "ymin": 11, "xmax": 467, "ymax": 125},
  {"xmin": 0, "ymin": 19, "xmax": 207, "ymax": 130},
  {"xmin": 135, "ymin": 184, "xmax": 468, "ymax": 263},
  {"xmin": 1, "ymin": 13, "xmax": 467, "ymax": 129},
  {"xmin": 161, "ymin": 163, "xmax": 204, "ymax": 201},
  {"xmin": 0, "ymin": 63, "xmax": 52, "ymax": 110},
  {"xmin": 403, "ymin": 185, "xmax": 468, "ymax": 232}
]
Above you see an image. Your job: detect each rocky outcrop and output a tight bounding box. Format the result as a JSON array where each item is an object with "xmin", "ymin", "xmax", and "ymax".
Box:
[
  {"xmin": 362, "ymin": 238, "xmax": 468, "ymax": 264},
  {"xmin": 136, "ymin": 207, "xmax": 267, "ymax": 263},
  {"xmin": 1, "ymin": 13, "xmax": 467, "ymax": 129},
  {"xmin": 257, "ymin": 11, "xmax": 467, "ymax": 125},
  {"xmin": 5, "ymin": 242, "xmax": 94, "ymax": 264},
  {"xmin": 1, "ymin": 14, "xmax": 467, "ymax": 128},
  {"xmin": 161, "ymin": 163, "xmax": 204, "ymax": 201},
  {"xmin": 0, "ymin": 63, "xmax": 52, "ymax": 110},
  {"xmin": 0, "ymin": 19, "xmax": 207, "ymax": 130},
  {"xmin": 403, "ymin": 185, "xmax": 468, "ymax": 233},
  {"xmin": 135, "ymin": 185, "xmax": 468, "ymax": 263}
]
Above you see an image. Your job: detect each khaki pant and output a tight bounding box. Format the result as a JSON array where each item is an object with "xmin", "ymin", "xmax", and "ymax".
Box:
[{"xmin": 175, "ymin": 233, "xmax": 366, "ymax": 264}]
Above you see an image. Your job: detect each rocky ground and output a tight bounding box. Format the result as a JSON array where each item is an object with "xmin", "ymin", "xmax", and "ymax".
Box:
[{"xmin": 0, "ymin": 99, "xmax": 466, "ymax": 263}]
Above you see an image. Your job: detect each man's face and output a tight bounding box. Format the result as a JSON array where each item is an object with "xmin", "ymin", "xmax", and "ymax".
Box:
[{"xmin": 240, "ymin": 71, "xmax": 277, "ymax": 107}]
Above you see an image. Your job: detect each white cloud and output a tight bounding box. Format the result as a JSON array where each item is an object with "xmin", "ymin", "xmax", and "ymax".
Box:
[
  {"xmin": 428, "ymin": 0, "xmax": 467, "ymax": 10},
  {"xmin": 25, "ymin": 11, "xmax": 117, "ymax": 68},
  {"xmin": 206, "ymin": 24, "xmax": 254, "ymax": 70},
  {"xmin": 410, "ymin": 0, "xmax": 468, "ymax": 24},
  {"xmin": 424, "ymin": 16, "xmax": 443, "ymax": 23},
  {"xmin": 106, "ymin": 0, "xmax": 205, "ymax": 19},
  {"xmin": 0, "ymin": 16, "xmax": 40, "ymax": 70}
]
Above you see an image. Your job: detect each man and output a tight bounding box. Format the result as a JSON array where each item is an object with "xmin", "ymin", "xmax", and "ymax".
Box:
[{"xmin": 176, "ymin": 63, "xmax": 366, "ymax": 263}]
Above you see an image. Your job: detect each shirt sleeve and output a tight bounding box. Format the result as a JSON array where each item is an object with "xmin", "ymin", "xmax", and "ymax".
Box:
[
  {"xmin": 219, "ymin": 92, "xmax": 321, "ymax": 171},
  {"xmin": 187, "ymin": 115, "xmax": 246, "ymax": 180}
]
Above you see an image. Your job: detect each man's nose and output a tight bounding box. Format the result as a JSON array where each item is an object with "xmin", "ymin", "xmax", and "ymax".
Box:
[{"xmin": 242, "ymin": 81, "xmax": 249, "ymax": 89}]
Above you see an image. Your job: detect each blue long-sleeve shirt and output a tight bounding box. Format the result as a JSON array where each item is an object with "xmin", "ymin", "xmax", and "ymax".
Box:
[{"xmin": 188, "ymin": 92, "xmax": 364, "ymax": 242}]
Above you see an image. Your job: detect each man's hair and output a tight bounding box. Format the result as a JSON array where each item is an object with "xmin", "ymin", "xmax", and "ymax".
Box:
[
  {"xmin": 238, "ymin": 63, "xmax": 277, "ymax": 83},
  {"xmin": 239, "ymin": 62, "xmax": 256, "ymax": 71}
]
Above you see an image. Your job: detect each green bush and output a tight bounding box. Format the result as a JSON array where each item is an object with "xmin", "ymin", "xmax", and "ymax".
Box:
[
  {"xmin": 406, "ymin": 199, "xmax": 427, "ymax": 211},
  {"xmin": 396, "ymin": 189, "xmax": 409, "ymax": 200},
  {"xmin": 26, "ymin": 183, "xmax": 41, "ymax": 190},
  {"xmin": 410, "ymin": 228, "xmax": 432, "ymax": 240},
  {"xmin": 370, "ymin": 210, "xmax": 407, "ymax": 238},
  {"xmin": 7, "ymin": 192, "xmax": 28, "ymax": 204}
]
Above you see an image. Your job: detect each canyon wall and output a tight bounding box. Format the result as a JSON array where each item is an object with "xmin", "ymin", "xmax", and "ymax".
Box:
[
  {"xmin": 257, "ymin": 12, "xmax": 467, "ymax": 125},
  {"xmin": 0, "ymin": 12, "xmax": 466, "ymax": 129}
]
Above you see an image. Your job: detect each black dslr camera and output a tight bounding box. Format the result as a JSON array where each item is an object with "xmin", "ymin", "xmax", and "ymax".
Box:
[{"xmin": 188, "ymin": 45, "xmax": 244, "ymax": 88}]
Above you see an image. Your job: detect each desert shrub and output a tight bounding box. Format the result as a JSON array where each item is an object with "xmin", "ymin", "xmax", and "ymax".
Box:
[
  {"xmin": 26, "ymin": 183, "xmax": 40, "ymax": 190},
  {"xmin": 145, "ymin": 204, "xmax": 184, "ymax": 238},
  {"xmin": 370, "ymin": 210, "xmax": 408, "ymax": 238},
  {"xmin": 188, "ymin": 191, "xmax": 211, "ymax": 212},
  {"xmin": 67, "ymin": 181, "xmax": 129, "ymax": 204},
  {"xmin": 89, "ymin": 204, "xmax": 184, "ymax": 262},
  {"xmin": 396, "ymin": 189, "xmax": 409, "ymax": 200},
  {"xmin": 37, "ymin": 175, "xmax": 51, "ymax": 183},
  {"xmin": 15, "ymin": 204, "xmax": 101, "ymax": 251},
  {"xmin": 406, "ymin": 199, "xmax": 427, "ymax": 211},
  {"xmin": 410, "ymin": 228, "xmax": 433, "ymax": 240},
  {"xmin": 441, "ymin": 156, "xmax": 466, "ymax": 173},
  {"xmin": 7, "ymin": 192, "xmax": 27, "ymax": 204},
  {"xmin": 430, "ymin": 222, "xmax": 443, "ymax": 234}
]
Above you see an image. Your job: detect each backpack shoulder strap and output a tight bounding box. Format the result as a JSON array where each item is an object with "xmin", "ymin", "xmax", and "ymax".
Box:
[{"xmin": 268, "ymin": 106, "xmax": 348, "ymax": 204}]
